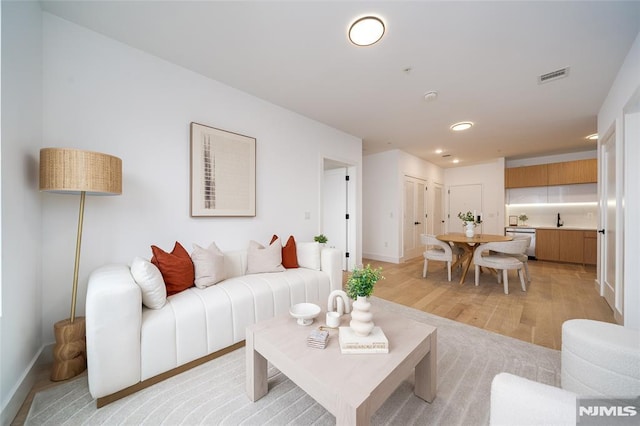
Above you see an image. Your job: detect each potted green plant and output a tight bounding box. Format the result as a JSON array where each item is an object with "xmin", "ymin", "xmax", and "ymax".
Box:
[
  {"xmin": 346, "ymin": 264, "xmax": 384, "ymax": 336},
  {"xmin": 518, "ymin": 214, "xmax": 529, "ymax": 226},
  {"xmin": 458, "ymin": 211, "xmax": 482, "ymax": 237},
  {"xmin": 346, "ymin": 264, "xmax": 383, "ymax": 299},
  {"xmin": 314, "ymin": 234, "xmax": 328, "ymax": 244},
  {"xmin": 457, "ymin": 211, "xmax": 482, "ymax": 225}
]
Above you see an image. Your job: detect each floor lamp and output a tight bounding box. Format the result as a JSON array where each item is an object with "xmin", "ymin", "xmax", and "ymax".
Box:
[{"xmin": 39, "ymin": 148, "xmax": 122, "ymax": 381}]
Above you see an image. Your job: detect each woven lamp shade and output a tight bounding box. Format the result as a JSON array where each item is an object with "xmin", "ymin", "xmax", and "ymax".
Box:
[{"xmin": 39, "ymin": 148, "xmax": 122, "ymax": 195}]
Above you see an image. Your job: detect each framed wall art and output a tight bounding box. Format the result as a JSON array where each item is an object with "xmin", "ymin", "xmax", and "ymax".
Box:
[
  {"xmin": 508, "ymin": 215, "xmax": 518, "ymax": 226},
  {"xmin": 190, "ymin": 122, "xmax": 256, "ymax": 217}
]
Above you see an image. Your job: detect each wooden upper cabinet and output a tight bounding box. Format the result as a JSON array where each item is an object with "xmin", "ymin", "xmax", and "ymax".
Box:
[
  {"xmin": 505, "ymin": 164, "xmax": 548, "ymax": 188},
  {"xmin": 547, "ymin": 159, "xmax": 597, "ymax": 185},
  {"xmin": 505, "ymin": 159, "xmax": 597, "ymax": 188}
]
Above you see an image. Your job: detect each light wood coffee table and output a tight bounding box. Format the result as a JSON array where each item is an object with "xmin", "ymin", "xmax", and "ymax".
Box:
[{"xmin": 246, "ymin": 307, "xmax": 437, "ymax": 425}]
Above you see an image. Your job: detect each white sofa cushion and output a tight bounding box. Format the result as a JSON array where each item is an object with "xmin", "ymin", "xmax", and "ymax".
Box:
[
  {"xmin": 191, "ymin": 242, "xmax": 226, "ymax": 288},
  {"xmin": 130, "ymin": 257, "xmax": 166, "ymax": 309},
  {"xmin": 297, "ymin": 242, "xmax": 321, "ymax": 270},
  {"xmin": 246, "ymin": 239, "xmax": 285, "ymax": 273}
]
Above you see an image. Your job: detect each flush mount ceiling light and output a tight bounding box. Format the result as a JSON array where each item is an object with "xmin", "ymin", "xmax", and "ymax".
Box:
[
  {"xmin": 452, "ymin": 159, "xmax": 460, "ymax": 164},
  {"xmin": 450, "ymin": 121, "xmax": 474, "ymax": 132},
  {"xmin": 435, "ymin": 149, "xmax": 443, "ymax": 154},
  {"xmin": 349, "ymin": 16, "xmax": 385, "ymax": 46},
  {"xmin": 586, "ymin": 133, "xmax": 598, "ymax": 140}
]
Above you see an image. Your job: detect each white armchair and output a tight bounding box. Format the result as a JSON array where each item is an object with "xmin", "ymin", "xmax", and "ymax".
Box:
[
  {"xmin": 490, "ymin": 319, "xmax": 640, "ymax": 426},
  {"xmin": 420, "ymin": 234, "xmax": 462, "ymax": 282}
]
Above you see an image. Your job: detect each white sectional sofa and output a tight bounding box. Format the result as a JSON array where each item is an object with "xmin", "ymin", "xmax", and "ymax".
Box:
[{"xmin": 85, "ymin": 243, "xmax": 342, "ymax": 407}]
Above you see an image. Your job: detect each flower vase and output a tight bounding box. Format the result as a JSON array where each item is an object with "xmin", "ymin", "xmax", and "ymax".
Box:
[
  {"xmin": 350, "ymin": 296, "xmax": 375, "ymax": 337},
  {"xmin": 465, "ymin": 221, "xmax": 475, "ymax": 238}
]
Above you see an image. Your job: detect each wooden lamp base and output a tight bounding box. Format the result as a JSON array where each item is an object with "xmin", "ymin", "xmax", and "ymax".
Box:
[{"xmin": 51, "ymin": 317, "xmax": 87, "ymax": 381}]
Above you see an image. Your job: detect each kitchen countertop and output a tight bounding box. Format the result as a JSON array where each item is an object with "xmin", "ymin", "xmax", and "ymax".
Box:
[
  {"xmin": 505, "ymin": 226, "xmax": 597, "ymax": 231},
  {"xmin": 535, "ymin": 226, "xmax": 597, "ymax": 231}
]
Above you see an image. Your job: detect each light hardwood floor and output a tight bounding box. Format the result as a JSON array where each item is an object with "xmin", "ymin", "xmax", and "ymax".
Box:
[
  {"xmin": 12, "ymin": 257, "xmax": 614, "ymax": 424},
  {"xmin": 367, "ymin": 256, "xmax": 614, "ymax": 350}
]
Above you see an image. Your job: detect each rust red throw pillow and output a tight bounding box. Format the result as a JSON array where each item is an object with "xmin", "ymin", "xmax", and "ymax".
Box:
[
  {"xmin": 270, "ymin": 234, "xmax": 299, "ymax": 268},
  {"xmin": 151, "ymin": 242, "xmax": 195, "ymax": 296}
]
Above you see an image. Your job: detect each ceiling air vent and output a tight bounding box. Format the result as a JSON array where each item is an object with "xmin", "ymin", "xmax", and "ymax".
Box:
[
  {"xmin": 538, "ymin": 67, "xmax": 570, "ymax": 84},
  {"xmin": 442, "ymin": 154, "xmax": 451, "ymax": 158}
]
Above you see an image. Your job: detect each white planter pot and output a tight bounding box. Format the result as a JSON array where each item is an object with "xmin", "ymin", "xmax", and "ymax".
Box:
[
  {"xmin": 350, "ymin": 296, "xmax": 375, "ymax": 336},
  {"xmin": 465, "ymin": 222, "xmax": 476, "ymax": 237}
]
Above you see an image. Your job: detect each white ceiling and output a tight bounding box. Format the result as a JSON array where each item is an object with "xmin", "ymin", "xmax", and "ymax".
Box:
[{"xmin": 40, "ymin": 1, "xmax": 640, "ymax": 168}]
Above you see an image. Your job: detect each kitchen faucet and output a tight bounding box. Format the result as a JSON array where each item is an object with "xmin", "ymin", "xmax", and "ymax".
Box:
[{"xmin": 557, "ymin": 213, "xmax": 564, "ymax": 227}]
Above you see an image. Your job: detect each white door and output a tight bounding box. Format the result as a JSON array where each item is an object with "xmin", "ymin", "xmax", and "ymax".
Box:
[
  {"xmin": 323, "ymin": 160, "xmax": 356, "ymax": 271},
  {"xmin": 601, "ymin": 131, "xmax": 618, "ymax": 314},
  {"xmin": 323, "ymin": 168, "xmax": 347, "ymax": 269},
  {"xmin": 448, "ymin": 184, "xmax": 482, "ymax": 233},
  {"xmin": 403, "ymin": 176, "xmax": 427, "ymax": 260},
  {"xmin": 433, "ymin": 184, "xmax": 444, "ymax": 235}
]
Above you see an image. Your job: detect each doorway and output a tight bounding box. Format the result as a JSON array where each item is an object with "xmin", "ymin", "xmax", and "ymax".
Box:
[
  {"xmin": 433, "ymin": 183, "xmax": 444, "ymax": 236},
  {"xmin": 322, "ymin": 159, "xmax": 356, "ymax": 271},
  {"xmin": 600, "ymin": 130, "xmax": 618, "ymax": 317},
  {"xmin": 403, "ymin": 176, "xmax": 427, "ymax": 260}
]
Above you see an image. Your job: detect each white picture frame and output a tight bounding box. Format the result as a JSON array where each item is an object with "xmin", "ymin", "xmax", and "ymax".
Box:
[{"xmin": 190, "ymin": 122, "xmax": 256, "ymax": 217}]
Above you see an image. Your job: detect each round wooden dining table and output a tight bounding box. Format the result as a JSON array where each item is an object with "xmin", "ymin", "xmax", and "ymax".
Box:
[{"xmin": 436, "ymin": 233, "xmax": 513, "ymax": 285}]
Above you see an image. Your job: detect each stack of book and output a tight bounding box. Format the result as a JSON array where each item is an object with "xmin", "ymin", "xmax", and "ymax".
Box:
[
  {"xmin": 338, "ymin": 326, "xmax": 389, "ymax": 354},
  {"xmin": 307, "ymin": 329, "xmax": 329, "ymax": 349}
]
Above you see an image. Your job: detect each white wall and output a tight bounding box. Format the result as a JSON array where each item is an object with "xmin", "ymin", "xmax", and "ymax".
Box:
[
  {"xmin": 0, "ymin": 1, "xmax": 44, "ymax": 422},
  {"xmin": 363, "ymin": 151, "xmax": 400, "ymax": 262},
  {"xmin": 362, "ymin": 149, "xmax": 443, "ymax": 263},
  {"xmin": 598, "ymin": 32, "xmax": 640, "ymax": 328},
  {"xmin": 444, "ymin": 158, "xmax": 506, "ymax": 235},
  {"xmin": 40, "ymin": 14, "xmax": 362, "ymax": 342}
]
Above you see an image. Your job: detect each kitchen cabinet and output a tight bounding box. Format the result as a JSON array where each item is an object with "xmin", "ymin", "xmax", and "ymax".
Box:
[
  {"xmin": 535, "ymin": 229, "xmax": 559, "ymax": 261},
  {"xmin": 505, "ymin": 159, "xmax": 597, "ymax": 188},
  {"xmin": 583, "ymin": 231, "xmax": 597, "ymax": 265},
  {"xmin": 505, "ymin": 164, "xmax": 547, "ymax": 188},
  {"xmin": 547, "ymin": 159, "xmax": 597, "ymax": 185},
  {"xmin": 558, "ymin": 230, "xmax": 584, "ymax": 263},
  {"xmin": 535, "ymin": 229, "xmax": 596, "ymax": 264}
]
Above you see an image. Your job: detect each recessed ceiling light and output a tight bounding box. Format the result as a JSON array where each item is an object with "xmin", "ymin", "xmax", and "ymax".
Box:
[
  {"xmin": 348, "ymin": 16, "xmax": 385, "ymax": 46},
  {"xmin": 453, "ymin": 159, "xmax": 460, "ymax": 164},
  {"xmin": 586, "ymin": 133, "xmax": 598, "ymax": 140},
  {"xmin": 450, "ymin": 122, "xmax": 473, "ymax": 132},
  {"xmin": 435, "ymin": 149, "xmax": 443, "ymax": 154}
]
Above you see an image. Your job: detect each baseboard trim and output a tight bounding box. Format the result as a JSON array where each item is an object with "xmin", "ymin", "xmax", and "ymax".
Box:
[
  {"xmin": 1, "ymin": 343, "xmax": 52, "ymax": 425},
  {"xmin": 362, "ymin": 253, "xmax": 400, "ymax": 264},
  {"xmin": 96, "ymin": 341, "xmax": 246, "ymax": 408}
]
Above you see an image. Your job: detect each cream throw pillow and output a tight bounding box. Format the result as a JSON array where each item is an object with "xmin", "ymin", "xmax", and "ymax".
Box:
[
  {"xmin": 296, "ymin": 242, "xmax": 322, "ymax": 270},
  {"xmin": 247, "ymin": 239, "xmax": 285, "ymax": 274},
  {"xmin": 130, "ymin": 257, "xmax": 167, "ymax": 309},
  {"xmin": 191, "ymin": 242, "xmax": 226, "ymax": 288}
]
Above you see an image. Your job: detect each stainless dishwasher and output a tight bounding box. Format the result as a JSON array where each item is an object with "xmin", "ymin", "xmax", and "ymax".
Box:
[{"xmin": 505, "ymin": 227, "xmax": 536, "ymax": 258}]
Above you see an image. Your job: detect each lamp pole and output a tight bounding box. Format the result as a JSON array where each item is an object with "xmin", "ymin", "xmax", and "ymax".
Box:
[{"xmin": 70, "ymin": 191, "xmax": 86, "ymax": 322}]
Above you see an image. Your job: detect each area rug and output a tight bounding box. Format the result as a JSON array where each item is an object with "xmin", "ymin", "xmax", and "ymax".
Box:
[{"xmin": 25, "ymin": 298, "xmax": 560, "ymax": 425}]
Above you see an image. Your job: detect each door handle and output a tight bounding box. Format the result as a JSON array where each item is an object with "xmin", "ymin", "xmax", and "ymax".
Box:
[
  {"xmin": 598, "ymin": 229, "xmax": 605, "ymax": 234},
  {"xmin": 414, "ymin": 222, "xmax": 421, "ymax": 225}
]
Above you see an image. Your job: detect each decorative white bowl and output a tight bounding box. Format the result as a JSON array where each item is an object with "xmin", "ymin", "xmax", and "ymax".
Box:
[{"xmin": 289, "ymin": 303, "xmax": 321, "ymax": 326}]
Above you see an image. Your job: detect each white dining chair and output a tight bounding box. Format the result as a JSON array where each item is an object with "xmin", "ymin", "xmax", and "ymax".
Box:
[
  {"xmin": 505, "ymin": 234, "xmax": 531, "ymax": 282},
  {"xmin": 474, "ymin": 239, "xmax": 529, "ymax": 294},
  {"xmin": 420, "ymin": 234, "xmax": 463, "ymax": 282}
]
